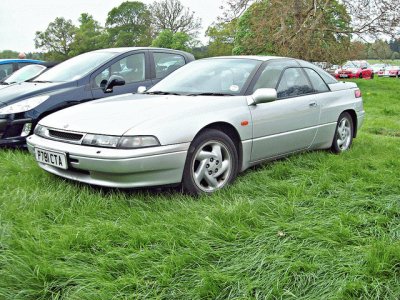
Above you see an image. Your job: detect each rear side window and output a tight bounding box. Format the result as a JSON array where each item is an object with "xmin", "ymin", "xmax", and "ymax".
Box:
[
  {"xmin": 154, "ymin": 53, "xmax": 185, "ymax": 79},
  {"xmin": 304, "ymin": 68, "xmax": 330, "ymax": 93},
  {"xmin": 277, "ymin": 68, "xmax": 313, "ymax": 99}
]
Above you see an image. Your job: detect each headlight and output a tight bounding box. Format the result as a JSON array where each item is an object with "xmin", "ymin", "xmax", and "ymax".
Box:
[
  {"xmin": 34, "ymin": 124, "xmax": 48, "ymax": 137},
  {"xmin": 118, "ymin": 136, "xmax": 160, "ymax": 149},
  {"xmin": 82, "ymin": 134, "xmax": 160, "ymax": 149},
  {"xmin": 0, "ymin": 95, "xmax": 49, "ymax": 114},
  {"xmin": 82, "ymin": 134, "xmax": 120, "ymax": 148}
]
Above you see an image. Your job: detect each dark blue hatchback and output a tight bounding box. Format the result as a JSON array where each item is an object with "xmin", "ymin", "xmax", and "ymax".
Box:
[{"xmin": 0, "ymin": 47, "xmax": 194, "ymax": 147}]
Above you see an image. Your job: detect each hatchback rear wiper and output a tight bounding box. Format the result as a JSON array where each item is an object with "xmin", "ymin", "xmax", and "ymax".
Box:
[
  {"xmin": 144, "ymin": 91, "xmax": 181, "ymax": 95},
  {"xmin": 187, "ymin": 92, "xmax": 235, "ymax": 96}
]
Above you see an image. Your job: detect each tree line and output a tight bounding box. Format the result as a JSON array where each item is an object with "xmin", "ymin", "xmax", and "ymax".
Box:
[{"xmin": 1, "ymin": 0, "xmax": 399, "ymax": 63}]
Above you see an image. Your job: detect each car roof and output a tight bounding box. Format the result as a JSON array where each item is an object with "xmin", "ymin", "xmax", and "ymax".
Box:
[
  {"xmin": 0, "ymin": 59, "xmax": 44, "ymax": 64},
  {"xmin": 92, "ymin": 47, "xmax": 194, "ymax": 57},
  {"xmin": 202, "ymin": 55, "xmax": 286, "ymax": 61}
]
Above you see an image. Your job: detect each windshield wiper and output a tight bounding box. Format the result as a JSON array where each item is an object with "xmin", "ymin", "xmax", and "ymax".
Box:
[
  {"xmin": 0, "ymin": 82, "xmax": 9, "ymax": 85},
  {"xmin": 187, "ymin": 92, "xmax": 235, "ymax": 96},
  {"xmin": 144, "ymin": 91, "xmax": 182, "ymax": 95},
  {"xmin": 30, "ymin": 80, "xmax": 53, "ymax": 83}
]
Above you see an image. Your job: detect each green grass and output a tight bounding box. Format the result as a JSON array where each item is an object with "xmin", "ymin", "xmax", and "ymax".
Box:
[
  {"xmin": 1, "ymin": 78, "xmax": 400, "ymax": 299},
  {"xmin": 368, "ymin": 59, "xmax": 400, "ymax": 66}
]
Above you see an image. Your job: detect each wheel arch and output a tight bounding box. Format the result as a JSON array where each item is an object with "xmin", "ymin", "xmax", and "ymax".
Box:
[
  {"xmin": 195, "ymin": 122, "xmax": 243, "ymax": 173},
  {"xmin": 342, "ymin": 109, "xmax": 358, "ymax": 138}
]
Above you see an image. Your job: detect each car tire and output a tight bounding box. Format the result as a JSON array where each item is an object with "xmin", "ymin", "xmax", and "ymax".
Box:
[
  {"xmin": 370, "ymin": 72, "xmax": 374, "ymax": 79},
  {"xmin": 359, "ymin": 73, "xmax": 363, "ymax": 79},
  {"xmin": 331, "ymin": 112, "xmax": 354, "ymax": 154},
  {"xmin": 182, "ymin": 129, "xmax": 238, "ymax": 195}
]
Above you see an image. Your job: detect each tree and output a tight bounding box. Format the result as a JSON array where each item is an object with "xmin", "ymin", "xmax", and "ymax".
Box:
[
  {"xmin": 151, "ymin": 0, "xmax": 201, "ymax": 36},
  {"xmin": 367, "ymin": 40, "xmax": 393, "ymax": 59},
  {"xmin": 34, "ymin": 17, "xmax": 76, "ymax": 61},
  {"xmin": 69, "ymin": 13, "xmax": 106, "ymax": 56},
  {"xmin": 0, "ymin": 50, "xmax": 19, "ymax": 59},
  {"xmin": 220, "ymin": 0, "xmax": 400, "ymax": 40},
  {"xmin": 151, "ymin": 30, "xmax": 192, "ymax": 51},
  {"xmin": 206, "ymin": 21, "xmax": 236, "ymax": 56},
  {"xmin": 233, "ymin": 0, "xmax": 352, "ymax": 63},
  {"xmin": 106, "ymin": 1, "xmax": 152, "ymax": 47}
]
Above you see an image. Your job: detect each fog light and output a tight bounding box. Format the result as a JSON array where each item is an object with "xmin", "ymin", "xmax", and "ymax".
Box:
[{"xmin": 21, "ymin": 123, "xmax": 32, "ymax": 137}]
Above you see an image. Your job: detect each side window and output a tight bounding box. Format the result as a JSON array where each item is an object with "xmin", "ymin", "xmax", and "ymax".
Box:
[
  {"xmin": 251, "ymin": 59, "xmax": 298, "ymax": 93},
  {"xmin": 17, "ymin": 62, "xmax": 33, "ymax": 69},
  {"xmin": 0, "ymin": 64, "xmax": 13, "ymax": 80},
  {"xmin": 277, "ymin": 68, "xmax": 313, "ymax": 99},
  {"xmin": 93, "ymin": 53, "xmax": 145, "ymax": 88},
  {"xmin": 304, "ymin": 68, "xmax": 329, "ymax": 93},
  {"xmin": 153, "ymin": 53, "xmax": 185, "ymax": 79}
]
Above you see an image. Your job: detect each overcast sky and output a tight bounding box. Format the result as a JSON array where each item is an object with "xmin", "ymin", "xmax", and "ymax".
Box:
[{"xmin": 0, "ymin": 0, "xmax": 224, "ymax": 53}]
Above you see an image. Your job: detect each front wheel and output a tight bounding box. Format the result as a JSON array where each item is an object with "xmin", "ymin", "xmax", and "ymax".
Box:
[
  {"xmin": 182, "ymin": 129, "xmax": 238, "ymax": 195},
  {"xmin": 331, "ymin": 112, "xmax": 354, "ymax": 153}
]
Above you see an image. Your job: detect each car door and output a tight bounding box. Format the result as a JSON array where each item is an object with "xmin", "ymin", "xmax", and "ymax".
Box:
[
  {"xmin": 250, "ymin": 65, "xmax": 320, "ymax": 162},
  {"xmin": 150, "ymin": 51, "xmax": 187, "ymax": 86},
  {"xmin": 91, "ymin": 51, "xmax": 152, "ymax": 99}
]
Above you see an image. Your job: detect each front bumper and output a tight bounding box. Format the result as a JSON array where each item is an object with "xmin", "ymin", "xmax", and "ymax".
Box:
[
  {"xmin": 27, "ymin": 134, "xmax": 190, "ymax": 188},
  {"xmin": 0, "ymin": 116, "xmax": 33, "ymax": 147}
]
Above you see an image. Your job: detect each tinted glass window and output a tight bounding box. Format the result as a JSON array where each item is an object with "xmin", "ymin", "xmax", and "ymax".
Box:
[
  {"xmin": 154, "ymin": 53, "xmax": 185, "ymax": 79},
  {"xmin": 304, "ymin": 68, "xmax": 329, "ymax": 93},
  {"xmin": 94, "ymin": 53, "xmax": 145, "ymax": 88},
  {"xmin": 0, "ymin": 64, "xmax": 13, "ymax": 80},
  {"xmin": 252, "ymin": 59, "xmax": 298, "ymax": 93},
  {"xmin": 277, "ymin": 68, "xmax": 313, "ymax": 99}
]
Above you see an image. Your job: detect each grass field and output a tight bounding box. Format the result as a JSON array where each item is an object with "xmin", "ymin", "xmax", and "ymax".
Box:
[
  {"xmin": 1, "ymin": 78, "xmax": 399, "ymax": 299},
  {"xmin": 368, "ymin": 59, "xmax": 400, "ymax": 66}
]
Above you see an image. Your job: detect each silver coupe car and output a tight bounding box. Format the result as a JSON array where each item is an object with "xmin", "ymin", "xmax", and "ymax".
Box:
[{"xmin": 27, "ymin": 56, "xmax": 364, "ymax": 194}]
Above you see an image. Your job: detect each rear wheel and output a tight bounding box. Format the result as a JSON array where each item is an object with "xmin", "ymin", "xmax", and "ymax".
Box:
[
  {"xmin": 182, "ymin": 129, "xmax": 238, "ymax": 195},
  {"xmin": 359, "ymin": 73, "xmax": 363, "ymax": 79},
  {"xmin": 331, "ymin": 112, "xmax": 354, "ymax": 153}
]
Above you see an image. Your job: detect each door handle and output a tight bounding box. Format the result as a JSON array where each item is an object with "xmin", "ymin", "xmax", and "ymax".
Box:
[{"xmin": 309, "ymin": 102, "xmax": 317, "ymax": 108}]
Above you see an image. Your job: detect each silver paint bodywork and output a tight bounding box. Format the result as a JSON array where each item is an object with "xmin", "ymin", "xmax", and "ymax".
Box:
[{"xmin": 27, "ymin": 57, "xmax": 365, "ymax": 188}]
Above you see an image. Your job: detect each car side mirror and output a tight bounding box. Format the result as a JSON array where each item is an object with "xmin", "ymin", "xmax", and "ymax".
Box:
[
  {"xmin": 137, "ymin": 86, "xmax": 147, "ymax": 94},
  {"xmin": 103, "ymin": 75, "xmax": 125, "ymax": 93},
  {"xmin": 251, "ymin": 88, "xmax": 277, "ymax": 104}
]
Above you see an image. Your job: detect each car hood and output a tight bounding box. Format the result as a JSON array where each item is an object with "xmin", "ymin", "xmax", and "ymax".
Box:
[
  {"xmin": 0, "ymin": 81, "xmax": 74, "ymax": 106},
  {"xmin": 40, "ymin": 93, "xmax": 248, "ymax": 138}
]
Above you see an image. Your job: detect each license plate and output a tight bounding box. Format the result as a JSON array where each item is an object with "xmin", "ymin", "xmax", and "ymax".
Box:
[
  {"xmin": 340, "ymin": 74, "xmax": 348, "ymax": 78},
  {"xmin": 35, "ymin": 148, "xmax": 68, "ymax": 170}
]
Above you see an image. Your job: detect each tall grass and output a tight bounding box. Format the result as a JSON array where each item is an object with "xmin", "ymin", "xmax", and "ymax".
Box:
[{"xmin": 0, "ymin": 78, "xmax": 399, "ymax": 299}]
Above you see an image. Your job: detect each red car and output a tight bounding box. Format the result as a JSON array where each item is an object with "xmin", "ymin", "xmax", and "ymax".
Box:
[
  {"xmin": 388, "ymin": 66, "xmax": 400, "ymax": 77},
  {"xmin": 336, "ymin": 60, "xmax": 374, "ymax": 79}
]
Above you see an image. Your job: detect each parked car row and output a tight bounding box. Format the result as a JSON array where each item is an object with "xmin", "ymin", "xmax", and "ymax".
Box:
[
  {"xmin": 377, "ymin": 65, "xmax": 400, "ymax": 77},
  {"xmin": 1, "ymin": 48, "xmax": 365, "ymax": 194}
]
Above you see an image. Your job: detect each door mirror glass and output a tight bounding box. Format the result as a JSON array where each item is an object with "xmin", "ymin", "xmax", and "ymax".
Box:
[
  {"xmin": 103, "ymin": 75, "xmax": 125, "ymax": 93},
  {"xmin": 137, "ymin": 86, "xmax": 147, "ymax": 93},
  {"xmin": 252, "ymin": 88, "xmax": 277, "ymax": 104}
]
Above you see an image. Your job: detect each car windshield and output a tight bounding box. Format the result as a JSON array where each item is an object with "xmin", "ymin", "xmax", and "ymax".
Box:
[
  {"xmin": 148, "ymin": 58, "xmax": 260, "ymax": 95},
  {"xmin": 33, "ymin": 51, "xmax": 116, "ymax": 82},
  {"xmin": 343, "ymin": 61, "xmax": 360, "ymax": 68},
  {"xmin": 4, "ymin": 64, "xmax": 46, "ymax": 84}
]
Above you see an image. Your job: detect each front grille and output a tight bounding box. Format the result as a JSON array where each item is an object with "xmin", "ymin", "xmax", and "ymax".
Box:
[{"xmin": 48, "ymin": 129, "xmax": 83, "ymax": 141}]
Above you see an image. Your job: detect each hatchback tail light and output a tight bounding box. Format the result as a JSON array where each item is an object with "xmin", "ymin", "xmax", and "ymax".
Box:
[{"xmin": 355, "ymin": 89, "xmax": 362, "ymax": 98}]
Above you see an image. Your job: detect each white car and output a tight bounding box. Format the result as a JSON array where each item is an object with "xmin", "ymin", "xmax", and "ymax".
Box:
[{"xmin": 27, "ymin": 56, "xmax": 365, "ymax": 194}]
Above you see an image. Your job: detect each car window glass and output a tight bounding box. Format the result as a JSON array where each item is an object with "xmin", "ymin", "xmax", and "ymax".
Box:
[
  {"xmin": 277, "ymin": 68, "xmax": 313, "ymax": 99},
  {"xmin": 304, "ymin": 68, "xmax": 329, "ymax": 93},
  {"xmin": 94, "ymin": 53, "xmax": 145, "ymax": 88},
  {"xmin": 0, "ymin": 64, "xmax": 13, "ymax": 80},
  {"xmin": 251, "ymin": 59, "xmax": 298, "ymax": 93},
  {"xmin": 154, "ymin": 53, "xmax": 185, "ymax": 79},
  {"xmin": 17, "ymin": 62, "xmax": 33, "ymax": 69}
]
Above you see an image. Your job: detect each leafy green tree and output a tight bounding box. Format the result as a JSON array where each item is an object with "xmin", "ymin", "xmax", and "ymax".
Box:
[
  {"xmin": 151, "ymin": 30, "xmax": 192, "ymax": 52},
  {"xmin": 0, "ymin": 50, "xmax": 19, "ymax": 59},
  {"xmin": 206, "ymin": 21, "xmax": 236, "ymax": 57},
  {"xmin": 233, "ymin": 0, "xmax": 352, "ymax": 63},
  {"xmin": 69, "ymin": 13, "xmax": 107, "ymax": 56},
  {"xmin": 34, "ymin": 17, "xmax": 76, "ymax": 61},
  {"xmin": 106, "ymin": 1, "xmax": 152, "ymax": 47}
]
